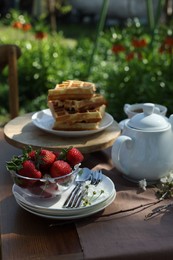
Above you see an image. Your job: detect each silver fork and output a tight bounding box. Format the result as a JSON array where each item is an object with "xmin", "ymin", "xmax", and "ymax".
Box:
[
  {"xmin": 71, "ymin": 170, "xmax": 103, "ymax": 208},
  {"xmin": 63, "ymin": 169, "xmax": 103, "ymax": 208},
  {"xmin": 69, "ymin": 186, "xmax": 88, "ymax": 208},
  {"xmin": 63, "ymin": 168, "xmax": 91, "ymax": 208}
]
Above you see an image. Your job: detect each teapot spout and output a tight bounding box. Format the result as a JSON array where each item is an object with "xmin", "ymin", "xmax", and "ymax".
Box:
[{"xmin": 169, "ymin": 115, "xmax": 173, "ymax": 127}]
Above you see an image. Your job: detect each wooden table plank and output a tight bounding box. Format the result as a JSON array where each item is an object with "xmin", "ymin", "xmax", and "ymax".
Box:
[{"xmin": 0, "ymin": 129, "xmax": 83, "ymax": 260}]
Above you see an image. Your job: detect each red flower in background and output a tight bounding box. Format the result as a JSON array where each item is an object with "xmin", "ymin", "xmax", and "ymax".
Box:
[
  {"xmin": 112, "ymin": 44, "xmax": 125, "ymax": 54},
  {"xmin": 22, "ymin": 23, "xmax": 32, "ymax": 32},
  {"xmin": 12, "ymin": 21, "xmax": 23, "ymax": 29},
  {"xmin": 12, "ymin": 21, "xmax": 32, "ymax": 32},
  {"xmin": 126, "ymin": 52, "xmax": 135, "ymax": 61},
  {"xmin": 35, "ymin": 31, "xmax": 47, "ymax": 40},
  {"xmin": 112, "ymin": 38, "xmax": 147, "ymax": 62},
  {"xmin": 132, "ymin": 38, "xmax": 147, "ymax": 48},
  {"xmin": 159, "ymin": 36, "xmax": 173, "ymax": 54},
  {"xmin": 126, "ymin": 51, "xmax": 143, "ymax": 62},
  {"xmin": 164, "ymin": 36, "xmax": 173, "ymax": 46}
]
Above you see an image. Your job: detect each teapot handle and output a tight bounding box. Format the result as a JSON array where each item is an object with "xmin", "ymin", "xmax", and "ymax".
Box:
[
  {"xmin": 123, "ymin": 103, "xmax": 130, "ymax": 114},
  {"xmin": 112, "ymin": 135, "xmax": 133, "ymax": 174}
]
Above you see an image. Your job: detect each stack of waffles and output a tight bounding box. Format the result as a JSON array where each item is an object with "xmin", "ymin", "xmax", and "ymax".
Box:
[{"xmin": 47, "ymin": 80, "xmax": 107, "ymax": 130}]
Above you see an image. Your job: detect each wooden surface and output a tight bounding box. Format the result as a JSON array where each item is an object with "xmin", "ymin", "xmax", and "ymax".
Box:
[
  {"xmin": 0, "ymin": 44, "xmax": 21, "ymax": 71},
  {"xmin": 4, "ymin": 112, "xmax": 121, "ymax": 153},
  {"xmin": 0, "ymin": 129, "xmax": 83, "ymax": 260}
]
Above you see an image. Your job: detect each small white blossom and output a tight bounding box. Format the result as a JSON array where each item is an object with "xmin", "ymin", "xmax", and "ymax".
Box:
[
  {"xmin": 139, "ymin": 179, "xmax": 147, "ymax": 191},
  {"xmin": 167, "ymin": 173, "xmax": 173, "ymax": 183},
  {"xmin": 160, "ymin": 176, "xmax": 168, "ymax": 183},
  {"xmin": 160, "ymin": 172, "xmax": 173, "ymax": 184}
]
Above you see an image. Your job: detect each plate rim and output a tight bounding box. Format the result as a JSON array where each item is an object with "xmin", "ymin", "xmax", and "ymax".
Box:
[
  {"xmin": 31, "ymin": 109, "xmax": 114, "ymax": 137},
  {"xmin": 15, "ymin": 191, "xmax": 116, "ymax": 220},
  {"xmin": 12, "ymin": 174, "xmax": 116, "ymax": 214}
]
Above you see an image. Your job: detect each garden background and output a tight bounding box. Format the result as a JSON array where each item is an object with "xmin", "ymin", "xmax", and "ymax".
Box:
[{"xmin": 0, "ymin": 0, "xmax": 173, "ymax": 125}]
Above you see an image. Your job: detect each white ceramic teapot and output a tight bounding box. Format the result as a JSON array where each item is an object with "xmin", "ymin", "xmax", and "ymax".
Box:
[{"xmin": 112, "ymin": 103, "xmax": 173, "ymax": 182}]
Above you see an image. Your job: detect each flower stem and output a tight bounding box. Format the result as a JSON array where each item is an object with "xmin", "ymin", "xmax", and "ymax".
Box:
[{"xmin": 86, "ymin": 0, "xmax": 110, "ymax": 78}]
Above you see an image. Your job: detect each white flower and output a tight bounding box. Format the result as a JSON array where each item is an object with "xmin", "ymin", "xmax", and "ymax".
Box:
[
  {"xmin": 160, "ymin": 176, "xmax": 168, "ymax": 183},
  {"xmin": 167, "ymin": 173, "xmax": 173, "ymax": 183},
  {"xmin": 160, "ymin": 172, "xmax": 173, "ymax": 183},
  {"xmin": 139, "ymin": 179, "xmax": 147, "ymax": 191}
]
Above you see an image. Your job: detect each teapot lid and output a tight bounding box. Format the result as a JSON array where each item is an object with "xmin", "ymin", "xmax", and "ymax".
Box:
[{"xmin": 127, "ymin": 103, "xmax": 169, "ymax": 131}]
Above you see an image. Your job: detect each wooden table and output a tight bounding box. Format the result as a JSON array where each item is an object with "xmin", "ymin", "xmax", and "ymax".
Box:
[
  {"xmin": 2, "ymin": 118, "xmax": 173, "ymax": 259},
  {"xmin": 0, "ymin": 129, "xmax": 84, "ymax": 260}
]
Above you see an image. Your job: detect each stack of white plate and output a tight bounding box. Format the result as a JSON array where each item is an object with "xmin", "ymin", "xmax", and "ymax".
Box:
[{"xmin": 12, "ymin": 174, "xmax": 116, "ymax": 220}]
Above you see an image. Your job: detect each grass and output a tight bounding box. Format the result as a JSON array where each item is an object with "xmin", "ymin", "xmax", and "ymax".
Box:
[
  {"xmin": 0, "ymin": 25, "xmax": 78, "ymax": 125},
  {"xmin": 0, "ymin": 25, "xmax": 77, "ymax": 46}
]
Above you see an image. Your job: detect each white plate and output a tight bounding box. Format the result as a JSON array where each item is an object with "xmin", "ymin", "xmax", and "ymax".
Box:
[
  {"xmin": 12, "ymin": 174, "xmax": 115, "ymax": 216},
  {"xmin": 32, "ymin": 109, "xmax": 114, "ymax": 137},
  {"xmin": 15, "ymin": 191, "xmax": 116, "ymax": 220}
]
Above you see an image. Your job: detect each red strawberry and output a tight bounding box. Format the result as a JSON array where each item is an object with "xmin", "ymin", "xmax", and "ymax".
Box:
[
  {"xmin": 18, "ymin": 160, "xmax": 42, "ymax": 178},
  {"xmin": 37, "ymin": 149, "xmax": 56, "ymax": 170},
  {"xmin": 28, "ymin": 150, "xmax": 36, "ymax": 160},
  {"xmin": 53, "ymin": 151, "xmax": 60, "ymax": 159},
  {"xmin": 17, "ymin": 160, "xmax": 42, "ymax": 187},
  {"xmin": 66, "ymin": 148, "xmax": 84, "ymax": 166},
  {"xmin": 50, "ymin": 160, "xmax": 72, "ymax": 178}
]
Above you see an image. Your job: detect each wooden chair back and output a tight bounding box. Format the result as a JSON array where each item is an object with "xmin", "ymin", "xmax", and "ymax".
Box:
[{"xmin": 0, "ymin": 44, "xmax": 21, "ymax": 119}]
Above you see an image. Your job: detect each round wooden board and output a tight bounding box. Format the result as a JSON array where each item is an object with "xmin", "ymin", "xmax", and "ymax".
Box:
[{"xmin": 3, "ymin": 112, "xmax": 121, "ymax": 153}]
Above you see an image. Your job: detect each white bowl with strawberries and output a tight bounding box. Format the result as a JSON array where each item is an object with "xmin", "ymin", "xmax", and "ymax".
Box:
[{"xmin": 6, "ymin": 146, "xmax": 84, "ymax": 198}]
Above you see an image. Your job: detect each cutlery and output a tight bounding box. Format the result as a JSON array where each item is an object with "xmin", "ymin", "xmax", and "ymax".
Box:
[
  {"xmin": 63, "ymin": 168, "xmax": 103, "ymax": 208},
  {"xmin": 90, "ymin": 170, "xmax": 103, "ymax": 185},
  {"xmin": 70, "ymin": 188, "xmax": 88, "ymax": 208},
  {"xmin": 63, "ymin": 168, "xmax": 91, "ymax": 208}
]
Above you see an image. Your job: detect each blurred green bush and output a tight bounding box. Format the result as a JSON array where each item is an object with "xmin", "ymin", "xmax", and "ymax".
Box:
[{"xmin": 1, "ymin": 16, "xmax": 173, "ymax": 122}]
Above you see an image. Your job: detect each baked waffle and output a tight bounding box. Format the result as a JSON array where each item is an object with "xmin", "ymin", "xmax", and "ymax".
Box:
[
  {"xmin": 52, "ymin": 122, "xmax": 101, "ymax": 131},
  {"xmin": 48, "ymin": 94, "xmax": 107, "ymax": 113},
  {"xmin": 50, "ymin": 103, "xmax": 105, "ymax": 123},
  {"xmin": 48, "ymin": 80, "xmax": 107, "ymax": 131},
  {"xmin": 48, "ymin": 80, "xmax": 96, "ymax": 101},
  {"xmin": 52, "ymin": 105, "xmax": 105, "ymax": 130}
]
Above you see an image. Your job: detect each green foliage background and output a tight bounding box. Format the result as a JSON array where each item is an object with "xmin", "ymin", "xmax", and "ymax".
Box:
[{"xmin": 1, "ymin": 17, "xmax": 173, "ymax": 123}]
